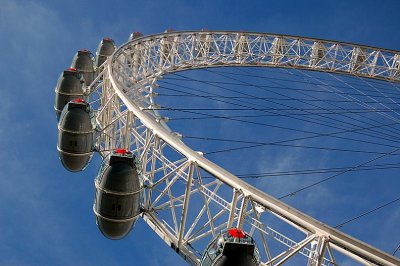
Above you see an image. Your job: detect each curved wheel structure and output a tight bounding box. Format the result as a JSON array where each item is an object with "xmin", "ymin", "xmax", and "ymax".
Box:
[{"xmin": 86, "ymin": 31, "xmax": 400, "ymax": 265}]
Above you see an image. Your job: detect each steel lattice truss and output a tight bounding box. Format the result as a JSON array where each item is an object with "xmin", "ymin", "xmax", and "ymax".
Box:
[{"xmin": 86, "ymin": 31, "xmax": 400, "ymax": 265}]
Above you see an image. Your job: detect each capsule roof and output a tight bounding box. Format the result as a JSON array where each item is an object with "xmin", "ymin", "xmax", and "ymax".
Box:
[
  {"xmin": 129, "ymin": 32, "xmax": 143, "ymax": 41},
  {"xmin": 103, "ymin": 37, "xmax": 114, "ymax": 42},
  {"xmin": 110, "ymin": 149, "xmax": 135, "ymax": 167},
  {"xmin": 61, "ymin": 67, "xmax": 82, "ymax": 78},
  {"xmin": 66, "ymin": 99, "xmax": 90, "ymax": 112},
  {"xmin": 79, "ymin": 49, "xmax": 91, "ymax": 54}
]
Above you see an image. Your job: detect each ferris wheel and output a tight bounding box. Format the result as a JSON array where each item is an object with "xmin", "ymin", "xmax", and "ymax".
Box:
[{"xmin": 54, "ymin": 30, "xmax": 400, "ymax": 265}]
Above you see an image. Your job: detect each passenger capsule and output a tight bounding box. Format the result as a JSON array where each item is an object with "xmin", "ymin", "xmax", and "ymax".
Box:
[
  {"xmin": 201, "ymin": 228, "xmax": 260, "ymax": 266},
  {"xmin": 95, "ymin": 38, "xmax": 116, "ymax": 68},
  {"xmin": 128, "ymin": 32, "xmax": 143, "ymax": 41},
  {"xmin": 57, "ymin": 99, "xmax": 94, "ymax": 172},
  {"xmin": 71, "ymin": 49, "xmax": 95, "ymax": 86},
  {"xmin": 94, "ymin": 149, "xmax": 142, "ymax": 240},
  {"xmin": 54, "ymin": 68, "xmax": 84, "ymax": 120}
]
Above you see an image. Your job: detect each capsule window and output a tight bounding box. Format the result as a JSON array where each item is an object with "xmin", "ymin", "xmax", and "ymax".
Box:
[{"xmin": 98, "ymin": 193, "xmax": 118, "ymax": 217}]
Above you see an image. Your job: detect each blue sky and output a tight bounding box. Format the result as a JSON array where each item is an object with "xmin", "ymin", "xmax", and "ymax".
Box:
[{"xmin": 0, "ymin": 0, "xmax": 399, "ymax": 265}]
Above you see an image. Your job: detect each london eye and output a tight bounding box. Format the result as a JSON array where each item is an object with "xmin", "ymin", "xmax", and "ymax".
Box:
[{"xmin": 54, "ymin": 31, "xmax": 400, "ymax": 265}]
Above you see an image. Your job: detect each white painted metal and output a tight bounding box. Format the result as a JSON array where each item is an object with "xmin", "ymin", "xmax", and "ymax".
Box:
[{"xmin": 86, "ymin": 31, "xmax": 400, "ymax": 265}]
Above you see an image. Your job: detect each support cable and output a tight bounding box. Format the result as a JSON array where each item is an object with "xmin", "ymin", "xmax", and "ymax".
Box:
[
  {"xmin": 158, "ymin": 92, "xmax": 400, "ymax": 107},
  {"xmin": 158, "ymin": 81, "xmax": 400, "ymax": 145},
  {"xmin": 198, "ymin": 162, "xmax": 400, "ymax": 179},
  {"xmin": 171, "ymin": 109, "xmax": 400, "ymax": 153},
  {"xmin": 196, "ymin": 68, "xmax": 400, "ymax": 97},
  {"xmin": 334, "ymin": 196, "xmax": 400, "ymax": 228},
  {"xmin": 209, "ymin": 67, "xmax": 400, "ymax": 139},
  {"xmin": 183, "ymin": 135, "xmax": 400, "ymax": 155},
  {"xmin": 164, "ymin": 71, "xmax": 400, "ymax": 142},
  {"xmin": 227, "ymin": 67, "xmax": 400, "ymax": 138},
  {"xmin": 278, "ymin": 147, "xmax": 400, "ymax": 199},
  {"xmin": 290, "ymin": 68, "xmax": 400, "ymax": 136},
  {"xmin": 393, "ymin": 244, "xmax": 400, "ymax": 256}
]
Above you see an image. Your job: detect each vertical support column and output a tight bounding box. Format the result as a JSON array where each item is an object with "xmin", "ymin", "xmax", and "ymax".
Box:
[
  {"xmin": 124, "ymin": 111, "xmax": 133, "ymax": 149},
  {"xmin": 369, "ymin": 50, "xmax": 380, "ymax": 76},
  {"xmin": 307, "ymin": 235, "xmax": 328, "ymax": 266},
  {"xmin": 145, "ymin": 135, "xmax": 160, "ymax": 207},
  {"xmin": 249, "ymin": 200, "xmax": 272, "ymax": 263},
  {"xmin": 104, "ymin": 94, "xmax": 115, "ymax": 153},
  {"xmin": 111, "ymin": 95, "xmax": 119, "ymax": 149},
  {"xmin": 316, "ymin": 237, "xmax": 328, "ymax": 266},
  {"xmin": 309, "ymin": 41, "xmax": 325, "ymax": 67},
  {"xmin": 140, "ymin": 129, "xmax": 153, "ymax": 172},
  {"xmin": 132, "ymin": 44, "xmax": 141, "ymax": 77},
  {"xmin": 330, "ymin": 43, "xmax": 339, "ymax": 71},
  {"xmin": 178, "ymin": 162, "xmax": 194, "ymax": 248},
  {"xmin": 271, "ymin": 37, "xmax": 287, "ymax": 64},
  {"xmin": 233, "ymin": 34, "xmax": 249, "ymax": 62},
  {"xmin": 350, "ymin": 47, "xmax": 366, "ymax": 72},
  {"xmin": 394, "ymin": 54, "xmax": 400, "ymax": 79},
  {"xmin": 227, "ymin": 188, "xmax": 240, "ymax": 229},
  {"xmin": 236, "ymin": 195, "xmax": 249, "ymax": 230}
]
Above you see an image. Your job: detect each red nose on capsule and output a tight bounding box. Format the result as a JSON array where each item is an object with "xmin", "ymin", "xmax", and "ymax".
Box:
[
  {"xmin": 228, "ymin": 228, "xmax": 245, "ymax": 238},
  {"xmin": 72, "ymin": 98, "xmax": 85, "ymax": 103},
  {"xmin": 116, "ymin": 148, "xmax": 129, "ymax": 155}
]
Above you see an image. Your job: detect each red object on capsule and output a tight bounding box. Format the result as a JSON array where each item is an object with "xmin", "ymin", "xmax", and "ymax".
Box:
[
  {"xmin": 228, "ymin": 228, "xmax": 245, "ymax": 238},
  {"xmin": 72, "ymin": 98, "xmax": 85, "ymax": 103},
  {"xmin": 115, "ymin": 148, "xmax": 131, "ymax": 155}
]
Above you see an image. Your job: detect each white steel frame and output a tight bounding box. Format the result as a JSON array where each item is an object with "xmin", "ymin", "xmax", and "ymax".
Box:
[{"xmin": 87, "ymin": 31, "xmax": 400, "ymax": 265}]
